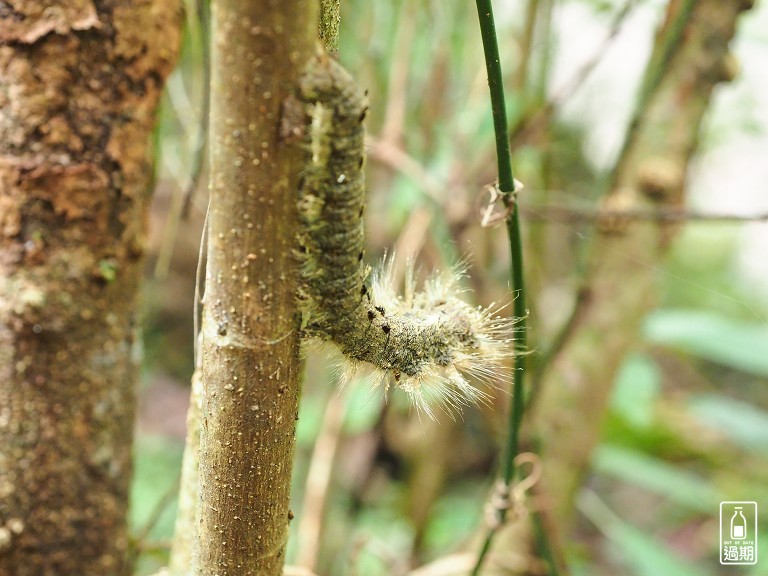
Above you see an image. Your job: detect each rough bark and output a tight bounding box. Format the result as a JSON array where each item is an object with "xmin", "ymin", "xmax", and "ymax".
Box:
[
  {"xmin": 525, "ymin": 0, "xmax": 752, "ymax": 559},
  {"xmin": 191, "ymin": 1, "xmax": 316, "ymax": 575},
  {"xmin": 0, "ymin": 2, "xmax": 180, "ymax": 576}
]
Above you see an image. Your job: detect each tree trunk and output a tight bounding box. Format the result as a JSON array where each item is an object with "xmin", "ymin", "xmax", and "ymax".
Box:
[
  {"xmin": 192, "ymin": 1, "xmax": 316, "ymax": 574},
  {"xmin": 519, "ymin": 0, "xmax": 753, "ymax": 567},
  {"xmin": 0, "ymin": 3, "xmax": 179, "ymax": 576}
]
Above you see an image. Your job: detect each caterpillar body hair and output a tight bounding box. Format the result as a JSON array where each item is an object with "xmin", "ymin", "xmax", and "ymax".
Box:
[{"xmin": 295, "ymin": 54, "xmax": 514, "ymax": 417}]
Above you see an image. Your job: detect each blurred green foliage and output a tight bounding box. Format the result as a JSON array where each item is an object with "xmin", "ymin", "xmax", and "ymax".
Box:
[{"xmin": 130, "ymin": 435, "xmax": 184, "ymax": 575}]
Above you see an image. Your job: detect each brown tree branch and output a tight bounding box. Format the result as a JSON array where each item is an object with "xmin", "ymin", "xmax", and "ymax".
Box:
[
  {"xmin": 521, "ymin": 202, "xmax": 768, "ymax": 223},
  {"xmin": 191, "ymin": 1, "xmax": 316, "ymax": 574}
]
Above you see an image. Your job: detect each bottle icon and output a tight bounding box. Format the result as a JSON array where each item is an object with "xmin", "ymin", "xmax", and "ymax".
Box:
[{"xmin": 731, "ymin": 507, "xmax": 747, "ymax": 540}]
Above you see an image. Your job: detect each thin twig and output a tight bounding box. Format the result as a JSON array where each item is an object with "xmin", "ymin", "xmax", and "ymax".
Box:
[
  {"xmin": 366, "ymin": 137, "xmax": 444, "ymax": 201},
  {"xmin": 379, "ymin": 3, "xmax": 414, "ymax": 148},
  {"xmin": 296, "ymin": 391, "xmax": 347, "ymax": 571},
  {"xmin": 610, "ymin": 0, "xmax": 696, "ymax": 189},
  {"xmin": 126, "ymin": 472, "xmax": 182, "ymax": 572},
  {"xmin": 193, "ymin": 200, "xmax": 210, "ymax": 367},
  {"xmin": 154, "ymin": 0, "xmax": 211, "ymax": 280},
  {"xmin": 513, "ymin": 0, "xmax": 540, "ymax": 94},
  {"xmin": 522, "ymin": 203, "xmax": 768, "ymax": 224},
  {"xmin": 555, "ymin": 0, "xmax": 637, "ymax": 106},
  {"xmin": 181, "ymin": 0, "xmax": 211, "ymax": 219},
  {"xmin": 134, "ymin": 473, "xmax": 182, "ymax": 546},
  {"xmin": 511, "ymin": 0, "xmax": 638, "ymax": 145}
]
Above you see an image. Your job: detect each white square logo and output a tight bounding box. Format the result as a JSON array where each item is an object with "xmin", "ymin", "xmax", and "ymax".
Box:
[{"xmin": 720, "ymin": 501, "xmax": 758, "ymax": 565}]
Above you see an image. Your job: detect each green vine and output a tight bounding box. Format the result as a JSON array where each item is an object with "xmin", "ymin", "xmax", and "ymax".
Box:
[{"xmin": 471, "ymin": 0, "xmax": 529, "ymax": 573}]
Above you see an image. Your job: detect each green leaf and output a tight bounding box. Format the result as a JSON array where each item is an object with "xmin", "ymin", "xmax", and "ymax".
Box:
[
  {"xmin": 644, "ymin": 309, "xmax": 768, "ymax": 377},
  {"xmin": 601, "ymin": 412, "xmax": 704, "ymax": 461},
  {"xmin": 592, "ymin": 444, "xmax": 720, "ymax": 512},
  {"xmin": 688, "ymin": 394, "xmax": 768, "ymax": 454},
  {"xmin": 343, "ymin": 382, "xmax": 383, "ymax": 434},
  {"xmin": 610, "ymin": 354, "xmax": 661, "ymax": 429},
  {"xmin": 423, "ymin": 482, "xmax": 483, "ymax": 558},
  {"xmin": 609, "ymin": 520, "xmax": 714, "ymax": 576},
  {"xmin": 579, "ymin": 491, "xmax": 715, "ymax": 576},
  {"xmin": 130, "ymin": 434, "xmax": 184, "ymax": 539}
]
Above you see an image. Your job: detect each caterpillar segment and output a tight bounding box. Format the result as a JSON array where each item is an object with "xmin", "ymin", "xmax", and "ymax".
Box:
[{"xmin": 295, "ymin": 54, "xmax": 515, "ymax": 417}]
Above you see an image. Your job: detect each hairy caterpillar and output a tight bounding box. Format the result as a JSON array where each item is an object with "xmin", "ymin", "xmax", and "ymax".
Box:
[{"xmin": 295, "ymin": 54, "xmax": 514, "ymax": 416}]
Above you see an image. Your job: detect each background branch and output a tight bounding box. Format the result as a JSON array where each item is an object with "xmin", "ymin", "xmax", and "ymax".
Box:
[{"xmin": 530, "ymin": 0, "xmax": 752, "ymax": 552}]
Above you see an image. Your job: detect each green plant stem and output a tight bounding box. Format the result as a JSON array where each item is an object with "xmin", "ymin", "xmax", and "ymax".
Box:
[
  {"xmin": 476, "ymin": 2, "xmax": 515, "ymax": 194},
  {"xmin": 471, "ymin": 0, "xmax": 528, "ymax": 574}
]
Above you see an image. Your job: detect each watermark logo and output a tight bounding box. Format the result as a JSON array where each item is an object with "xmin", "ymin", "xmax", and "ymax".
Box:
[{"xmin": 720, "ymin": 501, "xmax": 758, "ymax": 565}]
